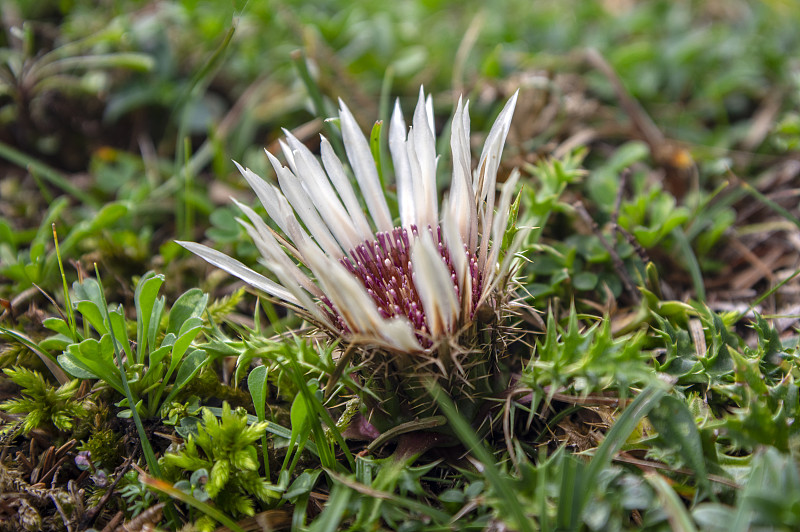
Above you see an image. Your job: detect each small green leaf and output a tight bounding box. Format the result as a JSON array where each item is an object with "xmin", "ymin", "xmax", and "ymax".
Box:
[
  {"xmin": 161, "ymin": 349, "xmax": 209, "ymax": 408},
  {"xmin": 73, "ymin": 278, "xmax": 105, "ymax": 312},
  {"xmin": 167, "ymin": 288, "xmax": 208, "ymax": 337},
  {"xmin": 148, "ymin": 296, "xmax": 166, "ymax": 351},
  {"xmin": 248, "ymin": 365, "xmax": 269, "ymax": 422},
  {"xmin": 76, "ymin": 300, "xmax": 108, "ymax": 335},
  {"xmin": 42, "ymin": 317, "xmax": 72, "ymax": 337},
  {"xmin": 108, "ymin": 306, "xmax": 132, "ymax": 359},
  {"xmin": 572, "ymin": 271, "xmax": 598, "ymax": 291},
  {"xmin": 649, "ymin": 394, "xmax": 711, "ymax": 495},
  {"xmin": 57, "ymin": 352, "xmax": 99, "ymax": 380},
  {"xmin": 284, "ymin": 469, "xmax": 322, "ymax": 500},
  {"xmin": 135, "ymin": 271, "xmax": 165, "ymax": 364}
]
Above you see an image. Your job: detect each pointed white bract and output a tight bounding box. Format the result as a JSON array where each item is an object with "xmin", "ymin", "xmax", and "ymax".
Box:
[{"xmin": 179, "ymin": 88, "xmax": 519, "ymax": 353}]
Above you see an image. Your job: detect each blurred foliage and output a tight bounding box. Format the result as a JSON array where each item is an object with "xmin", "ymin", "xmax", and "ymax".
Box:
[{"xmin": 1, "ymin": 0, "xmax": 799, "ymax": 530}]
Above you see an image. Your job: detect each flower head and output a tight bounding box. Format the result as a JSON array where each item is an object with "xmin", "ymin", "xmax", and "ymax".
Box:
[{"xmin": 179, "ymin": 88, "xmax": 520, "ymax": 354}]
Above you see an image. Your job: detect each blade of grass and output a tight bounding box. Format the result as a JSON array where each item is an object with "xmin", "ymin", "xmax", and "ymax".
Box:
[
  {"xmin": 52, "ymin": 225, "xmax": 77, "ymax": 342},
  {"xmin": 737, "ymin": 267, "xmax": 800, "ymax": 323},
  {"xmin": 739, "ymin": 181, "xmax": 800, "ymax": 230},
  {"xmin": 378, "ymin": 67, "xmax": 393, "ymax": 180},
  {"xmin": 577, "ymin": 383, "xmax": 667, "ymax": 528},
  {"xmin": 0, "ymin": 327, "xmax": 68, "ymax": 384},
  {"xmin": 292, "ymin": 49, "xmax": 345, "ymax": 160},
  {"xmin": 168, "ymin": 23, "xmax": 236, "ymax": 202},
  {"xmin": 32, "ymin": 53, "xmax": 154, "ymax": 79},
  {"xmin": 138, "ymin": 470, "xmax": 246, "ymax": 532},
  {"xmin": 428, "ymin": 381, "xmax": 534, "ymax": 532},
  {"xmin": 307, "ymin": 480, "xmax": 352, "ymax": 532},
  {"xmin": 326, "ymin": 469, "xmax": 452, "ymax": 523},
  {"xmin": 671, "ymin": 228, "xmax": 706, "ymax": 301},
  {"xmin": 0, "ymin": 140, "xmax": 97, "ymax": 206},
  {"xmin": 94, "ymin": 265, "xmax": 180, "ymax": 524},
  {"xmin": 366, "ymin": 416, "xmax": 446, "ymax": 452},
  {"xmin": 645, "ymin": 471, "xmax": 699, "ymax": 532},
  {"xmin": 92, "ymin": 266, "xmax": 158, "ymax": 474},
  {"xmin": 180, "ymin": 136, "xmax": 194, "ymax": 241}
]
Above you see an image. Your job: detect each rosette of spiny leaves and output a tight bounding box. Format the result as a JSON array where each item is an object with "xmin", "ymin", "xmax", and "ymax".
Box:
[
  {"xmin": 180, "ymin": 88, "xmax": 528, "ymax": 432},
  {"xmin": 0, "ymin": 366, "xmax": 88, "ymax": 435},
  {"xmin": 161, "ymin": 402, "xmax": 276, "ymax": 529}
]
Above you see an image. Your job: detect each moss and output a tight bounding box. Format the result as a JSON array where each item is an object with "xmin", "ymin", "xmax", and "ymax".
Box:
[{"xmin": 79, "ymin": 428, "xmax": 125, "ymax": 470}]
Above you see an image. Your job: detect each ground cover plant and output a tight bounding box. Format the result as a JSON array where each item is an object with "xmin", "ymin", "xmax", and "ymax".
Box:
[{"xmin": 1, "ymin": 0, "xmax": 799, "ymax": 530}]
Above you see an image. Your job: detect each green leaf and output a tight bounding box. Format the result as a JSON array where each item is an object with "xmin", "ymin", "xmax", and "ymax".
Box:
[
  {"xmin": 108, "ymin": 306, "xmax": 132, "ymax": 360},
  {"xmin": 161, "ymin": 349, "xmax": 209, "ymax": 407},
  {"xmin": 693, "ymin": 503, "xmax": 734, "ymax": 531},
  {"xmin": 39, "ymin": 333, "xmax": 72, "ymax": 352},
  {"xmin": 73, "ymin": 278, "xmax": 106, "ymax": 312},
  {"xmin": 141, "ymin": 344, "xmax": 172, "ymax": 384},
  {"xmin": 57, "ymin": 352, "xmax": 99, "ymax": 380},
  {"xmin": 135, "ymin": 271, "xmax": 165, "ymax": 364},
  {"xmin": 248, "ymin": 365, "xmax": 269, "ymax": 422},
  {"xmin": 588, "ymin": 141, "xmax": 649, "ymax": 206},
  {"xmin": 59, "ymin": 337, "xmax": 123, "ymax": 393},
  {"xmin": 42, "ymin": 317, "xmax": 72, "ymax": 337},
  {"xmin": 163, "ymin": 318, "xmax": 203, "ymax": 386},
  {"xmin": 289, "ymin": 392, "xmax": 310, "ymax": 443},
  {"xmin": 572, "ymin": 271, "xmax": 598, "ymax": 291},
  {"xmin": 649, "ymin": 394, "xmax": 710, "ymax": 495},
  {"xmin": 167, "ymin": 288, "xmax": 208, "ymax": 337},
  {"xmin": 75, "ymin": 300, "xmax": 108, "ymax": 335},
  {"xmin": 284, "ymin": 469, "xmax": 322, "ymax": 500},
  {"xmin": 148, "ymin": 296, "xmax": 166, "ymax": 354},
  {"xmin": 176, "ymin": 349, "xmax": 207, "ymax": 387}
]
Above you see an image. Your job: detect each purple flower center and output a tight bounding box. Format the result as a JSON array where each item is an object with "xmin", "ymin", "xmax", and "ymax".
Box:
[{"xmin": 321, "ymin": 225, "xmax": 483, "ymax": 347}]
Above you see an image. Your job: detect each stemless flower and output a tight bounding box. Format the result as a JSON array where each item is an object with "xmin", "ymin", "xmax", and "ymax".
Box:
[{"xmin": 179, "ymin": 88, "xmax": 520, "ymax": 354}]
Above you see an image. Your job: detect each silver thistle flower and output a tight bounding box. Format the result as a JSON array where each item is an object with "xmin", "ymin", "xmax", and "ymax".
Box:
[{"xmin": 179, "ymin": 88, "xmax": 520, "ymax": 354}]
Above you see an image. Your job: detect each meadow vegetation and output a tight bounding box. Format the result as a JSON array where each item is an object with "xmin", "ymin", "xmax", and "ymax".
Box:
[{"xmin": 1, "ymin": 1, "xmax": 799, "ymax": 530}]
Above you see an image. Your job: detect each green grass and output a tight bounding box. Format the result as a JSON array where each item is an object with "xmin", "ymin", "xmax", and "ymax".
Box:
[{"xmin": 1, "ymin": 0, "xmax": 799, "ymax": 530}]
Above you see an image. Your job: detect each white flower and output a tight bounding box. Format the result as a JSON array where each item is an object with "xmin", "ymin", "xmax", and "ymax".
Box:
[{"xmin": 179, "ymin": 88, "xmax": 519, "ymax": 353}]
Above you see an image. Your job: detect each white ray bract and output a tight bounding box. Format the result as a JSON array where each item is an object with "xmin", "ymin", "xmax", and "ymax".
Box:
[
  {"xmin": 177, "ymin": 241, "xmax": 299, "ymax": 305},
  {"xmin": 234, "ymin": 161, "xmax": 295, "ymax": 239},
  {"xmin": 475, "ymin": 91, "xmax": 518, "ymax": 271},
  {"xmin": 411, "ymin": 88, "xmax": 438, "ymax": 230},
  {"xmin": 319, "ymin": 137, "xmax": 374, "ymax": 241},
  {"xmin": 448, "ymin": 97, "xmax": 477, "ymax": 250},
  {"xmin": 411, "ymin": 231, "xmax": 460, "ymax": 338},
  {"xmin": 291, "ymin": 147, "xmax": 362, "ymax": 253},
  {"xmin": 272, "ymin": 159, "xmax": 344, "ymax": 259},
  {"xmin": 238, "ymin": 221, "xmax": 334, "ymax": 328},
  {"xmin": 441, "ymin": 203, "xmax": 471, "ymax": 316},
  {"xmin": 338, "ymin": 100, "xmax": 393, "ymax": 233},
  {"xmin": 231, "ymin": 199, "xmax": 321, "ymax": 298},
  {"xmin": 389, "ymin": 101, "xmax": 415, "ymax": 228}
]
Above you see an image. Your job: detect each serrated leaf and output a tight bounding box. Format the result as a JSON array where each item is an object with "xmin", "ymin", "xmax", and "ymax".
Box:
[{"xmin": 649, "ymin": 394, "xmax": 710, "ymax": 495}]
